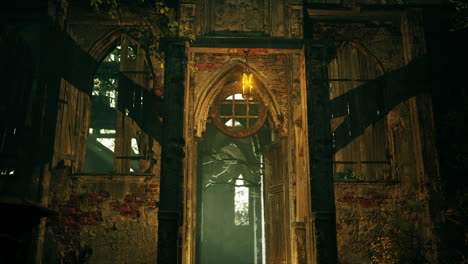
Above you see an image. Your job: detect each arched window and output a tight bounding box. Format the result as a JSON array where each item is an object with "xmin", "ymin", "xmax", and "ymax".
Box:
[{"xmin": 85, "ymin": 35, "xmax": 159, "ymax": 173}]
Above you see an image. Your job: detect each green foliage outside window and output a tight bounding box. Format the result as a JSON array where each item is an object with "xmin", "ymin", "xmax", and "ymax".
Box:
[{"xmin": 93, "ymin": 47, "xmax": 120, "ymax": 97}]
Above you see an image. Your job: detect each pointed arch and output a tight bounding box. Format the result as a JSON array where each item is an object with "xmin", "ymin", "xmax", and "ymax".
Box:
[
  {"xmin": 88, "ymin": 28, "xmax": 159, "ymax": 77},
  {"xmin": 193, "ymin": 60, "xmax": 285, "ymax": 139},
  {"xmin": 88, "ymin": 28, "xmax": 126, "ymax": 63},
  {"xmin": 336, "ymin": 41, "xmax": 385, "ymax": 74}
]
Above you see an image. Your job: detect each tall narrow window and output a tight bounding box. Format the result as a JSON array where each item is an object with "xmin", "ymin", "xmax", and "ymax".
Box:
[
  {"xmin": 234, "ymin": 174, "xmax": 249, "ymax": 226},
  {"xmin": 84, "ymin": 36, "xmax": 157, "ymax": 174},
  {"xmin": 85, "ymin": 46, "xmax": 120, "ymax": 172}
]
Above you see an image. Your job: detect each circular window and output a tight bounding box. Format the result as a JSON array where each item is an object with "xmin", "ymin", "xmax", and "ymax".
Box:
[{"xmin": 211, "ymin": 85, "xmax": 267, "ymax": 138}]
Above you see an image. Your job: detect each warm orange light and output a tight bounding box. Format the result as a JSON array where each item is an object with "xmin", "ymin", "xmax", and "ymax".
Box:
[{"xmin": 242, "ymin": 70, "xmax": 253, "ymax": 99}]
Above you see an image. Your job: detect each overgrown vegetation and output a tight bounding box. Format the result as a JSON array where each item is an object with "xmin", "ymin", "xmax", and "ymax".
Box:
[
  {"xmin": 337, "ymin": 199, "xmax": 430, "ymax": 264},
  {"xmin": 92, "ymin": 47, "xmax": 120, "ymax": 96},
  {"xmin": 449, "ymin": 0, "xmax": 468, "ymax": 31},
  {"xmin": 368, "ymin": 204, "xmax": 425, "ymax": 264}
]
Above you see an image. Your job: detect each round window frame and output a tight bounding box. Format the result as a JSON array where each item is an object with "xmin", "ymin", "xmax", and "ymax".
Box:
[{"xmin": 210, "ymin": 88, "xmax": 268, "ymax": 138}]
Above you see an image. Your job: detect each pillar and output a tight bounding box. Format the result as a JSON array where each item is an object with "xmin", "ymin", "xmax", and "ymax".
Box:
[
  {"xmin": 157, "ymin": 38, "xmax": 188, "ymax": 264},
  {"xmin": 304, "ymin": 40, "xmax": 339, "ymax": 264},
  {"xmin": 401, "ymin": 8, "xmax": 442, "ymax": 263}
]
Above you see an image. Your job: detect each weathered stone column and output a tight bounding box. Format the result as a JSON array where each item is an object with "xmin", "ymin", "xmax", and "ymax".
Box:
[
  {"xmin": 157, "ymin": 38, "xmax": 188, "ymax": 264},
  {"xmin": 304, "ymin": 40, "xmax": 339, "ymax": 264}
]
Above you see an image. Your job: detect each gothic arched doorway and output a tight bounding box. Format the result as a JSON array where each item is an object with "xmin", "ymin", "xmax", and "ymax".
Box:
[
  {"xmin": 195, "ymin": 78, "xmax": 271, "ymax": 263},
  {"xmin": 192, "ymin": 66, "xmax": 290, "ymax": 264}
]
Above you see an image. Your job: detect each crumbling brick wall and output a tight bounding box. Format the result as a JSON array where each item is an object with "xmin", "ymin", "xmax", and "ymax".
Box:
[{"xmin": 45, "ymin": 168, "xmax": 160, "ymax": 263}]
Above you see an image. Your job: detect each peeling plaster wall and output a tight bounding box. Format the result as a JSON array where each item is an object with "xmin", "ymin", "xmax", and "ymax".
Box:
[
  {"xmin": 335, "ymin": 183, "xmax": 397, "ymax": 262},
  {"xmin": 44, "ymin": 169, "xmax": 160, "ymax": 264}
]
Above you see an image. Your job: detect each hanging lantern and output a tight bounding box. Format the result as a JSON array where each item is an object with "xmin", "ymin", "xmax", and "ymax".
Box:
[
  {"xmin": 242, "ymin": 68, "xmax": 253, "ymax": 99},
  {"xmin": 242, "ymin": 49, "xmax": 254, "ymax": 99}
]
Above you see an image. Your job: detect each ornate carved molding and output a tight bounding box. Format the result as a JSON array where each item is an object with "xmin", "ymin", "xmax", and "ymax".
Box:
[
  {"xmin": 196, "ymin": 0, "xmax": 290, "ymax": 37},
  {"xmin": 289, "ymin": 5, "xmax": 304, "ymax": 39}
]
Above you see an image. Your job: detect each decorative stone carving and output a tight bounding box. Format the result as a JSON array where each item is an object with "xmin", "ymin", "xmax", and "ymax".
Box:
[
  {"xmin": 212, "ymin": 0, "xmax": 265, "ymax": 32},
  {"xmin": 289, "ymin": 5, "xmax": 303, "ymax": 39}
]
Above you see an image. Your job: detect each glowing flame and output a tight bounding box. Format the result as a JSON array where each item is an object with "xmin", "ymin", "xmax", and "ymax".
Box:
[{"xmin": 242, "ymin": 71, "xmax": 253, "ymax": 99}]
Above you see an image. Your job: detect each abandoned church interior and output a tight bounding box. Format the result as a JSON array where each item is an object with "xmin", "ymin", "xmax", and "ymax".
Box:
[{"xmin": 1, "ymin": 0, "xmax": 467, "ymax": 263}]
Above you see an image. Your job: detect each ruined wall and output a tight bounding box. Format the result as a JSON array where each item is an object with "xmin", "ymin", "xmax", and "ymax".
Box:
[
  {"xmin": 187, "ymin": 7, "xmax": 438, "ymax": 263},
  {"xmin": 334, "ymin": 182, "xmax": 426, "ymax": 263},
  {"xmin": 44, "ymin": 169, "xmax": 160, "ymax": 263},
  {"xmin": 42, "ymin": 13, "xmax": 163, "ymax": 263},
  {"xmin": 310, "ymin": 18, "xmax": 436, "ymax": 263},
  {"xmin": 1, "ymin": 1, "xmax": 455, "ymax": 263}
]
